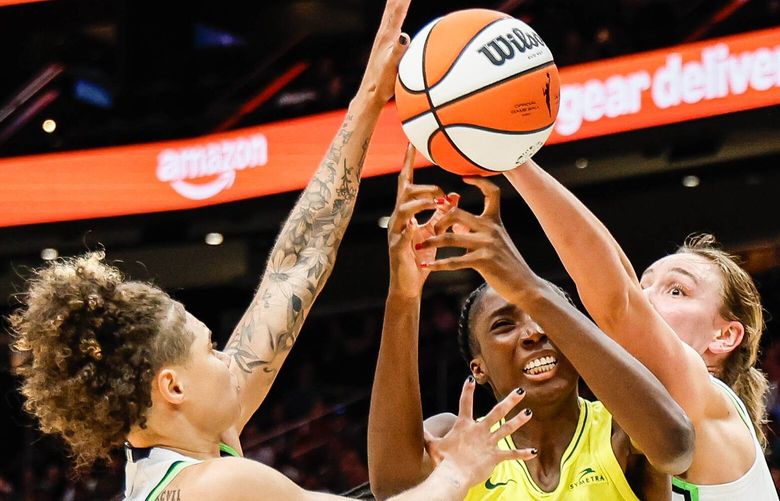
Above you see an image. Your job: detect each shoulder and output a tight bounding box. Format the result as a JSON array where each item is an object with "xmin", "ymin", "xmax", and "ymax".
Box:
[
  {"xmin": 424, "ymin": 412, "xmax": 457, "ymax": 438},
  {"xmin": 172, "ymin": 457, "xmax": 307, "ymax": 501}
]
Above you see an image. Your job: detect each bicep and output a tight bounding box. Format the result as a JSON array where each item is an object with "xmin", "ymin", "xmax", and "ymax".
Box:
[{"xmin": 607, "ymin": 294, "xmax": 727, "ymax": 421}]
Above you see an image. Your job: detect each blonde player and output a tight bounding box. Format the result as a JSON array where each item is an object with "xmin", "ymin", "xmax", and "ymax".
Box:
[{"xmin": 503, "ymin": 160, "xmax": 777, "ymax": 499}]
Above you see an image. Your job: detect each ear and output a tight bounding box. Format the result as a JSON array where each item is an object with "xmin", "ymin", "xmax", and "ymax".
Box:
[
  {"xmin": 156, "ymin": 368, "xmax": 185, "ymax": 405},
  {"xmin": 470, "ymin": 356, "xmax": 489, "ymax": 385},
  {"xmin": 709, "ymin": 321, "xmax": 745, "ymax": 355}
]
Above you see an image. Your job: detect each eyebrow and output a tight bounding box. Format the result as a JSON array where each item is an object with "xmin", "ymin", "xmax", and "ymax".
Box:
[
  {"xmin": 669, "ymin": 267, "xmax": 700, "ymax": 284},
  {"xmin": 642, "ymin": 267, "xmax": 699, "ymax": 284},
  {"xmin": 488, "ymin": 304, "xmax": 518, "ymax": 321}
]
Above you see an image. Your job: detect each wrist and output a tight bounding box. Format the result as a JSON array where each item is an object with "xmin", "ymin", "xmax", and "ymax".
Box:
[
  {"xmin": 387, "ymin": 285, "xmax": 422, "ymax": 302},
  {"xmin": 506, "ymin": 277, "xmax": 557, "ymax": 310},
  {"xmin": 431, "ymin": 460, "xmax": 470, "ymax": 497},
  {"xmin": 350, "ymin": 87, "xmax": 387, "ymax": 116}
]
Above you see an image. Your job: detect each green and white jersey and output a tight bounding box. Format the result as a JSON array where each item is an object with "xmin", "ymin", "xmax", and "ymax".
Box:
[
  {"xmin": 123, "ymin": 442, "xmax": 240, "ymax": 501},
  {"xmin": 672, "ymin": 376, "xmax": 777, "ymax": 501}
]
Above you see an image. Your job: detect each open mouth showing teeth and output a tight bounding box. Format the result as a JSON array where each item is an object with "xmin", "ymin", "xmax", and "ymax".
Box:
[{"xmin": 523, "ymin": 355, "xmax": 558, "ymax": 375}]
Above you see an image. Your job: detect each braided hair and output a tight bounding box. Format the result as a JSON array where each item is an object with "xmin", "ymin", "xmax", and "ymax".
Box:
[{"xmin": 457, "ymin": 283, "xmax": 489, "ymax": 364}]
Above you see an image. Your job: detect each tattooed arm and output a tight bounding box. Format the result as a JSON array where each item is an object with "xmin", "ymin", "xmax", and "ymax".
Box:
[{"xmin": 223, "ymin": 0, "xmax": 411, "ymax": 431}]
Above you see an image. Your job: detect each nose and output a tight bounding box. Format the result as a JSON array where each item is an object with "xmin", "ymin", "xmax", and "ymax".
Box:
[{"xmin": 520, "ymin": 321, "xmax": 546, "ymax": 347}]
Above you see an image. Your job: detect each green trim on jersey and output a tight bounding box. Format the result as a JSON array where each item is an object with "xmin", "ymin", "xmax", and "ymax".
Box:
[
  {"xmin": 219, "ymin": 442, "xmax": 241, "ymax": 458},
  {"xmin": 672, "ymin": 476, "xmax": 700, "ymax": 501},
  {"xmin": 143, "ymin": 443, "xmax": 239, "ymax": 500},
  {"xmin": 146, "ymin": 461, "xmax": 190, "ymax": 501}
]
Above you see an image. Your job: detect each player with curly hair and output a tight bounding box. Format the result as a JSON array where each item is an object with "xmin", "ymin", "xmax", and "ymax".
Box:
[{"xmin": 8, "ymin": 2, "xmax": 541, "ymax": 499}]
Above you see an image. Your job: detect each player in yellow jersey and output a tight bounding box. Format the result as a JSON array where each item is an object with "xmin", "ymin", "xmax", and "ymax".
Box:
[{"xmin": 367, "ymin": 146, "xmax": 695, "ymax": 500}]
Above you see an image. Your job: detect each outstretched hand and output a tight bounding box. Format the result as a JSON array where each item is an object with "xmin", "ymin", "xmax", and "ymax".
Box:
[
  {"xmin": 423, "ymin": 377, "xmax": 537, "ymax": 488},
  {"xmin": 358, "ymin": 0, "xmax": 412, "ymax": 105},
  {"xmin": 416, "ymin": 177, "xmax": 542, "ymax": 303},
  {"xmin": 387, "ymin": 144, "xmax": 458, "ymax": 297}
]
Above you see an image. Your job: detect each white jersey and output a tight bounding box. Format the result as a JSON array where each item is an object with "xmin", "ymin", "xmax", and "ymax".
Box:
[
  {"xmin": 672, "ymin": 377, "xmax": 778, "ymax": 501},
  {"xmin": 123, "ymin": 442, "xmax": 240, "ymax": 501}
]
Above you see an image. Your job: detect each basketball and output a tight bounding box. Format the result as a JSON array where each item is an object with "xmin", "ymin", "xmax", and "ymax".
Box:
[{"xmin": 395, "ymin": 9, "xmax": 560, "ymax": 176}]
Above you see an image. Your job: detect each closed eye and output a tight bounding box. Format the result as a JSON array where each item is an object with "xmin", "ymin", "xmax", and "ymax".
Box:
[{"xmin": 491, "ymin": 319, "xmax": 514, "ymax": 331}]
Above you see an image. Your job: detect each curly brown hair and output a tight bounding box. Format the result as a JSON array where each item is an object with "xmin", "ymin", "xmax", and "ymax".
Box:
[
  {"xmin": 10, "ymin": 251, "xmax": 191, "ymax": 469},
  {"xmin": 677, "ymin": 234, "xmax": 769, "ymax": 448}
]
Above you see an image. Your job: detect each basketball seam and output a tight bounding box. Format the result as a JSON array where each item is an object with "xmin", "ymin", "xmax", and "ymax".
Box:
[
  {"xmin": 402, "ymin": 60, "xmax": 556, "ymax": 126},
  {"xmin": 439, "ymin": 127, "xmax": 494, "ymax": 171},
  {"xmin": 444, "ymin": 122, "xmax": 554, "ymax": 136},
  {"xmin": 397, "ymin": 18, "xmax": 441, "ymax": 95},
  {"xmin": 421, "ymin": 25, "xmax": 444, "ymax": 163},
  {"xmin": 426, "ymin": 15, "xmax": 510, "ymax": 94},
  {"xmin": 422, "ymin": 24, "xmax": 484, "ymax": 172}
]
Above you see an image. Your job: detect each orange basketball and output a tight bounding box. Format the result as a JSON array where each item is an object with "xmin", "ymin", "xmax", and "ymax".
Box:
[{"xmin": 395, "ymin": 9, "xmax": 560, "ymax": 176}]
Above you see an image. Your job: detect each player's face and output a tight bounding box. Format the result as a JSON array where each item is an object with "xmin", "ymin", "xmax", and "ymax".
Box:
[
  {"xmin": 174, "ymin": 304, "xmax": 241, "ymax": 434},
  {"xmin": 640, "ymin": 253, "xmax": 731, "ymax": 354},
  {"xmin": 469, "ymin": 287, "xmax": 578, "ymax": 404}
]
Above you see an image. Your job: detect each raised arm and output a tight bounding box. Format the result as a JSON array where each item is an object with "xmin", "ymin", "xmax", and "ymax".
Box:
[
  {"xmin": 421, "ymin": 177, "xmax": 694, "ymax": 474},
  {"xmin": 223, "ymin": 0, "xmax": 411, "ymax": 430},
  {"xmin": 367, "ymin": 145, "xmax": 450, "ymax": 498},
  {"xmin": 503, "ymin": 162, "xmax": 720, "ymax": 421}
]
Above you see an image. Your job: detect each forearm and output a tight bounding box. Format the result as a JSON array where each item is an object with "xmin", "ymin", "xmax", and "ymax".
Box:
[
  {"xmin": 368, "ymin": 291, "xmax": 431, "ymax": 499},
  {"xmin": 511, "ymin": 284, "xmax": 694, "ymax": 473},
  {"xmin": 504, "ymin": 162, "xmax": 639, "ymax": 329},
  {"xmin": 504, "ymin": 162, "xmax": 708, "ymax": 412},
  {"xmin": 388, "ymin": 461, "xmax": 469, "ymax": 501},
  {"xmin": 224, "ymin": 93, "xmax": 384, "ymax": 423}
]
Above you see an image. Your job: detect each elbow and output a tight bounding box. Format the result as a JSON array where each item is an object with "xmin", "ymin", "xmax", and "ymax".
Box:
[
  {"xmin": 584, "ymin": 285, "xmax": 639, "ymax": 334},
  {"xmin": 650, "ymin": 413, "xmax": 696, "ymax": 475}
]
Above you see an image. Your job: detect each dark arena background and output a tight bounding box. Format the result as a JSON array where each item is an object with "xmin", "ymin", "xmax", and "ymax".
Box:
[{"xmin": 1, "ymin": 0, "xmax": 780, "ymax": 499}]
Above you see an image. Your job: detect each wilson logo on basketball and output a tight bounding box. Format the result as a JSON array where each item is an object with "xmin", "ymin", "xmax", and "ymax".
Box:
[
  {"xmin": 478, "ymin": 28, "xmax": 547, "ymax": 66},
  {"xmin": 156, "ymin": 134, "xmax": 268, "ymax": 200}
]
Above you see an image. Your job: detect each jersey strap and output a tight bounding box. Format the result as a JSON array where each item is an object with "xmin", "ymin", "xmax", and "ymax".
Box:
[{"xmin": 672, "ymin": 476, "xmax": 700, "ymax": 501}]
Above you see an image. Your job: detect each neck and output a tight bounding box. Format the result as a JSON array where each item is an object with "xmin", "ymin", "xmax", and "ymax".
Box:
[
  {"xmin": 127, "ymin": 410, "xmax": 222, "ymax": 461},
  {"xmin": 510, "ymin": 390, "xmax": 580, "ymax": 471},
  {"xmin": 703, "ymin": 351, "xmax": 725, "ymax": 378}
]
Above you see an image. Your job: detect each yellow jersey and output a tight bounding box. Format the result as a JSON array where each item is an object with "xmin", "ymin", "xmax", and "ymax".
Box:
[{"xmin": 464, "ymin": 398, "xmax": 639, "ymax": 501}]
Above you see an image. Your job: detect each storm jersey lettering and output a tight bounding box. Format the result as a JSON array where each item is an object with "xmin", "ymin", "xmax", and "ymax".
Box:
[{"xmin": 464, "ymin": 398, "xmax": 639, "ymax": 501}]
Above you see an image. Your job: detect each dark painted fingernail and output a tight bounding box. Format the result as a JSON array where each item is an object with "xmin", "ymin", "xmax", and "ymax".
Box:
[
  {"xmin": 523, "ymin": 408, "xmax": 532, "ymax": 416},
  {"xmin": 467, "ymin": 375, "xmax": 475, "ymax": 383},
  {"xmin": 414, "ymin": 243, "xmax": 423, "ymax": 250},
  {"xmin": 530, "ymin": 448, "xmax": 538, "ymax": 455},
  {"xmin": 516, "ymin": 387, "xmax": 524, "ymax": 395},
  {"xmin": 399, "ymin": 34, "xmax": 408, "ymax": 45},
  {"xmin": 435, "ymin": 197, "xmax": 446, "ymax": 205}
]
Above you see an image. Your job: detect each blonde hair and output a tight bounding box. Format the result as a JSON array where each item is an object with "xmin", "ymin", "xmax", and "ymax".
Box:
[
  {"xmin": 10, "ymin": 252, "xmax": 191, "ymax": 469},
  {"xmin": 677, "ymin": 234, "xmax": 769, "ymax": 448}
]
